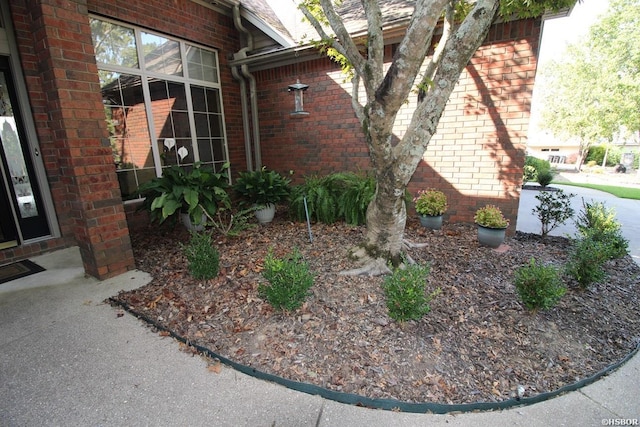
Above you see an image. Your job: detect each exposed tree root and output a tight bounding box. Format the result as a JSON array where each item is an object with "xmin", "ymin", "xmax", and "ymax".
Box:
[
  {"xmin": 339, "ymin": 238, "xmax": 429, "ymax": 276},
  {"xmin": 339, "ymin": 257, "xmax": 391, "ymax": 276}
]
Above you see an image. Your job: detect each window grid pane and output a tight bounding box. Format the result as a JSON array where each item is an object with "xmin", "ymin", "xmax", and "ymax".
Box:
[
  {"xmin": 91, "ymin": 17, "xmax": 227, "ymax": 199},
  {"xmin": 187, "ymin": 45, "xmax": 218, "ymax": 84}
]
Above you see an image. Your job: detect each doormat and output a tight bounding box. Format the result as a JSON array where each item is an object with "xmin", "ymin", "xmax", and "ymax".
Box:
[{"xmin": 0, "ymin": 260, "xmax": 45, "ymax": 285}]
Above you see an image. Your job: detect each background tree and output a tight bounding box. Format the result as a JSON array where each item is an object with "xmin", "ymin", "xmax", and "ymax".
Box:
[
  {"xmin": 300, "ymin": 0, "xmax": 576, "ymax": 275},
  {"xmin": 539, "ymin": 0, "xmax": 640, "ymax": 169}
]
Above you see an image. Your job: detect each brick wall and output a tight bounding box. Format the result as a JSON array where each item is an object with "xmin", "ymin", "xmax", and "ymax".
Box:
[
  {"xmin": 88, "ymin": 0, "xmax": 246, "ymax": 170},
  {"xmin": 9, "ymin": 0, "xmax": 135, "ymax": 278},
  {"xmin": 7, "ymin": 0, "xmax": 242, "ymax": 277},
  {"xmin": 257, "ymin": 18, "xmax": 540, "ymax": 233}
]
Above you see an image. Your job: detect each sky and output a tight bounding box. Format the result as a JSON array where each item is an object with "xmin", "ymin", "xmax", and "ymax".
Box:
[
  {"xmin": 538, "ymin": 0, "xmax": 610, "ymax": 66},
  {"xmin": 528, "ymin": 0, "xmax": 611, "ymax": 144}
]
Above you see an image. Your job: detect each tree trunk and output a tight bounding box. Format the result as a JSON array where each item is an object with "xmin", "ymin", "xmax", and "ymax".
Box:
[{"xmin": 364, "ymin": 180, "xmax": 407, "ymax": 266}]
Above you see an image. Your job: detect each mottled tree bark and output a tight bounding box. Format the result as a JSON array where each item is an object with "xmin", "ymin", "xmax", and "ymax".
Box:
[{"xmin": 302, "ymin": 0, "xmax": 501, "ymax": 274}]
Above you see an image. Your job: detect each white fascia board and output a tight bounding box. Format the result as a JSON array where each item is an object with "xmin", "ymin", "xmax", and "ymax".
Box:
[{"xmin": 241, "ymin": 8, "xmax": 296, "ymax": 47}]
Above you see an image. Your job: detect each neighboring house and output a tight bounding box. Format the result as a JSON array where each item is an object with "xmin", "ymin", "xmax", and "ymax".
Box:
[
  {"xmin": 0, "ymin": 0, "xmax": 553, "ymax": 279},
  {"xmin": 527, "ymin": 130, "xmax": 640, "ymax": 169}
]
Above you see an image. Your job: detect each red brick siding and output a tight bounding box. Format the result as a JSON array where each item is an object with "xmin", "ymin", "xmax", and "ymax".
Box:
[
  {"xmin": 258, "ymin": 19, "xmax": 540, "ymax": 233},
  {"xmin": 10, "ymin": 0, "xmax": 135, "ymax": 279},
  {"xmin": 6, "ymin": 0, "xmax": 242, "ymax": 277},
  {"xmin": 88, "ymin": 0, "xmax": 246, "ymax": 170}
]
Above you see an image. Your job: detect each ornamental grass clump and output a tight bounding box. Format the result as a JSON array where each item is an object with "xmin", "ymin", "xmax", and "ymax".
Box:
[
  {"xmin": 382, "ymin": 263, "xmax": 440, "ymax": 322},
  {"xmin": 514, "ymin": 258, "xmax": 566, "ymax": 310},
  {"xmin": 474, "ymin": 204, "xmax": 509, "ymax": 228},
  {"xmin": 182, "ymin": 231, "xmax": 220, "ymax": 280},
  {"xmin": 413, "ymin": 189, "xmax": 447, "ymax": 216},
  {"xmin": 259, "ymin": 248, "xmax": 314, "ymax": 311}
]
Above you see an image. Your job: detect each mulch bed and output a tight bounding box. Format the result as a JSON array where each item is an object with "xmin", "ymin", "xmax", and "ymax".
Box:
[{"xmin": 111, "ymin": 213, "xmax": 640, "ymax": 405}]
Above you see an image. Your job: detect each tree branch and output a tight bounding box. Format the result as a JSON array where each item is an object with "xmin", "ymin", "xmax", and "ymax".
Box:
[
  {"xmin": 418, "ymin": 0, "xmax": 457, "ymax": 102},
  {"xmin": 394, "ymin": 0, "xmax": 500, "ymax": 177},
  {"xmin": 362, "ymin": 0, "xmax": 385, "ymax": 88},
  {"xmin": 318, "ymin": 0, "xmax": 367, "ymax": 77},
  {"xmin": 351, "ymin": 74, "xmax": 365, "ymax": 122},
  {"xmin": 374, "ymin": 0, "xmax": 449, "ymax": 111}
]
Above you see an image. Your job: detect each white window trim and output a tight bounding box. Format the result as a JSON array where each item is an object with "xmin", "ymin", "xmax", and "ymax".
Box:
[{"xmin": 91, "ymin": 15, "xmax": 230, "ymax": 182}]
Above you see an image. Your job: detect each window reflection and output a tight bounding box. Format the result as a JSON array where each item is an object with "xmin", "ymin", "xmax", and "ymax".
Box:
[
  {"xmin": 142, "ymin": 32, "xmax": 182, "ymax": 77},
  {"xmin": 91, "ymin": 17, "xmax": 228, "ymax": 199},
  {"xmin": 90, "ymin": 19, "xmax": 139, "ymax": 69}
]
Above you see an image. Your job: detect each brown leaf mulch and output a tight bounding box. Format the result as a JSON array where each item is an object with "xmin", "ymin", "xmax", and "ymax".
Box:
[{"xmin": 112, "ymin": 213, "xmax": 640, "ymax": 405}]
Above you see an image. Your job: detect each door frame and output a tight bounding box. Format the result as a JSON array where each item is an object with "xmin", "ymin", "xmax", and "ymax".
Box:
[{"xmin": 0, "ymin": 0, "xmax": 59, "ymax": 243}]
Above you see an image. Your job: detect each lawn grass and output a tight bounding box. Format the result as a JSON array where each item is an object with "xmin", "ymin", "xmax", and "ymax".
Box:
[{"xmin": 552, "ymin": 181, "xmax": 640, "ymax": 200}]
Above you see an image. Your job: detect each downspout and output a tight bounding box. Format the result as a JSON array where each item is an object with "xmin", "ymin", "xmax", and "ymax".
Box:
[
  {"xmin": 231, "ymin": 65, "xmax": 253, "ymax": 171},
  {"xmin": 232, "ymin": 4, "xmax": 262, "ymax": 170}
]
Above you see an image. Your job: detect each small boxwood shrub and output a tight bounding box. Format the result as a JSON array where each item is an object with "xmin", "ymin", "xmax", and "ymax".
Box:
[
  {"xmin": 514, "ymin": 258, "xmax": 566, "ymax": 310},
  {"xmin": 523, "ymin": 156, "xmax": 551, "ymax": 183},
  {"xmin": 565, "ymin": 237, "xmax": 608, "ymax": 288},
  {"xmin": 536, "ymin": 169, "xmax": 554, "ymax": 188},
  {"xmin": 383, "ymin": 263, "xmax": 440, "ymax": 322},
  {"xmin": 259, "ymin": 248, "xmax": 314, "ymax": 311},
  {"xmin": 182, "ymin": 231, "xmax": 220, "ymax": 280}
]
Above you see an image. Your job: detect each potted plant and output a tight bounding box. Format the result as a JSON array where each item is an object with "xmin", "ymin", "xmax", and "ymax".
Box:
[
  {"xmin": 474, "ymin": 204, "xmax": 509, "ymax": 248},
  {"xmin": 233, "ymin": 167, "xmax": 291, "ymax": 223},
  {"xmin": 413, "ymin": 189, "xmax": 447, "ymax": 230},
  {"xmin": 138, "ymin": 162, "xmax": 231, "ymax": 230}
]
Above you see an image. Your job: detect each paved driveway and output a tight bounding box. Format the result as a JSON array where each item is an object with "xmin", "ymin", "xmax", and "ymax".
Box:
[{"xmin": 517, "ymin": 184, "xmax": 640, "ymax": 265}]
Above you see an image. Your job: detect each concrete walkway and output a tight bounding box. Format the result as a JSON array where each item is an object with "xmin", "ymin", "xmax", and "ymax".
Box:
[
  {"xmin": 517, "ymin": 183, "xmax": 640, "ymax": 265},
  {"xmin": 1, "ymin": 185, "xmax": 639, "ymax": 426}
]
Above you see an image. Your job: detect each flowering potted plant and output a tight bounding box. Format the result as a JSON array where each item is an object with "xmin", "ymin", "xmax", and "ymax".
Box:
[
  {"xmin": 413, "ymin": 189, "xmax": 447, "ymax": 230},
  {"xmin": 474, "ymin": 204, "xmax": 509, "ymax": 247}
]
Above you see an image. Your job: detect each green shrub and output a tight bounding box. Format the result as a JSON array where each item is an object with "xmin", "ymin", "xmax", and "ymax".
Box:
[
  {"xmin": 585, "ymin": 145, "xmax": 606, "ymax": 165},
  {"xmin": 532, "ymin": 189, "xmax": 575, "ymax": 237},
  {"xmin": 582, "ymin": 228, "xmax": 629, "ymax": 260},
  {"xmin": 289, "ymin": 175, "xmax": 339, "ymax": 224},
  {"xmin": 565, "ymin": 237, "xmax": 608, "ymax": 289},
  {"xmin": 289, "ymin": 171, "xmax": 378, "ymax": 225},
  {"xmin": 335, "ymin": 172, "xmax": 376, "ymax": 225},
  {"xmin": 536, "ymin": 169, "xmax": 555, "ymax": 188},
  {"xmin": 586, "ymin": 145, "xmax": 622, "ymax": 167},
  {"xmin": 382, "ymin": 263, "xmax": 440, "ymax": 322},
  {"xmin": 523, "ymin": 156, "xmax": 551, "ymax": 183},
  {"xmin": 259, "ymin": 248, "xmax": 314, "ymax": 311},
  {"xmin": 514, "ymin": 258, "xmax": 566, "ymax": 310},
  {"xmin": 576, "ymin": 199, "xmax": 621, "ymax": 236},
  {"xmin": 523, "ymin": 165, "xmax": 537, "ymax": 183},
  {"xmin": 575, "ymin": 199, "xmax": 628, "ymax": 259},
  {"xmin": 182, "ymin": 231, "xmax": 220, "ymax": 280}
]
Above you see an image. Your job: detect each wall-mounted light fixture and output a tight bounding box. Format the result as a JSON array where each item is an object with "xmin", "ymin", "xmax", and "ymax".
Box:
[{"xmin": 288, "ymin": 79, "xmax": 309, "ymax": 117}]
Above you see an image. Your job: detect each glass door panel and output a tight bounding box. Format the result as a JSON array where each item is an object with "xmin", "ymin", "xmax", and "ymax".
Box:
[{"xmin": 0, "ymin": 56, "xmax": 50, "ymax": 240}]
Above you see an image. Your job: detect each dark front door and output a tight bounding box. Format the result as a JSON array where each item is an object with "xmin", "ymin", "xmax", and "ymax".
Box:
[
  {"xmin": 0, "ymin": 170, "xmax": 18, "ymax": 249},
  {"xmin": 0, "ymin": 56, "xmax": 50, "ymax": 242}
]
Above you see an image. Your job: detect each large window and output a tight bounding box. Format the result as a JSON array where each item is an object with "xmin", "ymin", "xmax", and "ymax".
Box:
[{"xmin": 90, "ymin": 17, "xmax": 228, "ymax": 199}]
